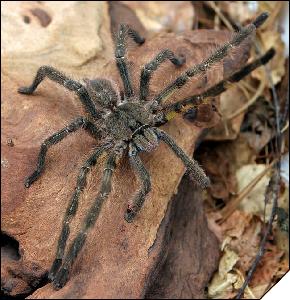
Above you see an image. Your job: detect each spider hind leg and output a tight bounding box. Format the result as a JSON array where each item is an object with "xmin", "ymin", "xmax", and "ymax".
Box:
[
  {"xmin": 155, "ymin": 128, "xmax": 210, "ymax": 189},
  {"xmin": 52, "ymin": 151, "xmax": 118, "ymax": 289},
  {"xmin": 48, "ymin": 143, "xmax": 110, "ymax": 281},
  {"xmin": 125, "ymin": 143, "xmax": 151, "ymax": 223}
]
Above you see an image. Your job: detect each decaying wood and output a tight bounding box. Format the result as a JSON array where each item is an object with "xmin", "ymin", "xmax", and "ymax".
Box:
[
  {"xmin": 1, "ymin": 2, "xmax": 252, "ymax": 298},
  {"xmin": 145, "ymin": 176, "xmax": 220, "ymax": 299}
]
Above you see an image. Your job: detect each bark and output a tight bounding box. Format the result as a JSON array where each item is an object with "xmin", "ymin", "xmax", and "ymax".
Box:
[{"xmin": 1, "ymin": 2, "xmax": 251, "ymax": 298}]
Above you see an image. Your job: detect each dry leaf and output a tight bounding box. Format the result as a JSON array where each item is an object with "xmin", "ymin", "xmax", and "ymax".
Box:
[
  {"xmin": 258, "ymin": 1, "xmax": 284, "ymax": 30},
  {"xmin": 208, "ymin": 210, "xmax": 288, "ymax": 299},
  {"xmin": 241, "ymin": 96, "xmax": 276, "ymax": 153},
  {"xmin": 250, "ymin": 243, "xmax": 285, "ymax": 290},
  {"xmin": 2, "ymin": 1, "xmax": 256, "ymax": 298},
  {"xmin": 197, "ymin": 136, "xmax": 256, "ymax": 208},
  {"xmin": 121, "ymin": 1, "xmax": 194, "ymax": 33},
  {"xmin": 236, "ymin": 164, "xmax": 271, "ymax": 220},
  {"xmin": 252, "ymin": 30, "xmax": 286, "ymax": 85},
  {"xmin": 219, "ymin": 1, "xmax": 258, "ymax": 25},
  {"xmin": 208, "ymin": 246, "xmax": 239, "ymax": 299},
  {"xmin": 196, "ymin": 141, "xmax": 238, "ymax": 202},
  {"xmin": 206, "ymin": 84, "xmax": 249, "ymax": 141}
]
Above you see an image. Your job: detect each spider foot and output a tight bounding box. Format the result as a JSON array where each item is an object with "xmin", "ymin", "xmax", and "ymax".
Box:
[
  {"xmin": 124, "ymin": 208, "xmax": 136, "ymax": 223},
  {"xmin": 24, "ymin": 171, "xmax": 40, "ymax": 188},
  {"xmin": 176, "ymin": 54, "xmax": 186, "ymax": 66},
  {"xmin": 52, "ymin": 267, "xmax": 70, "ymax": 290},
  {"xmin": 48, "ymin": 258, "xmax": 63, "ymax": 281},
  {"xmin": 18, "ymin": 86, "xmax": 34, "ymax": 95},
  {"xmin": 24, "ymin": 179, "xmax": 31, "ymax": 188},
  {"xmin": 188, "ymin": 172, "xmax": 211, "ymax": 189}
]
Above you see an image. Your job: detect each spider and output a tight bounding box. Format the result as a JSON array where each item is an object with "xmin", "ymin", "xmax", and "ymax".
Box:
[{"xmin": 18, "ymin": 12, "xmax": 274, "ymax": 289}]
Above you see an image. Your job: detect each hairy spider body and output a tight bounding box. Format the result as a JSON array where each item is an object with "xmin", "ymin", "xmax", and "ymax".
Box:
[{"xmin": 18, "ymin": 13, "xmax": 273, "ymax": 289}]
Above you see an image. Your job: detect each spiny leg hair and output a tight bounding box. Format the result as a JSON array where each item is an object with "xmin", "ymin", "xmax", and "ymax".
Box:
[
  {"xmin": 18, "ymin": 65, "xmax": 102, "ymax": 120},
  {"xmin": 115, "ymin": 24, "xmax": 145, "ymax": 98},
  {"xmin": 24, "ymin": 117, "xmax": 102, "ymax": 188},
  {"xmin": 49, "ymin": 142, "xmax": 112, "ymax": 280},
  {"xmin": 162, "ymin": 47, "xmax": 276, "ymax": 118},
  {"xmin": 154, "ymin": 128, "xmax": 210, "ymax": 189},
  {"xmin": 140, "ymin": 49, "xmax": 185, "ymax": 101},
  {"xmin": 150, "ymin": 12, "xmax": 269, "ymax": 110},
  {"xmin": 52, "ymin": 150, "xmax": 118, "ymax": 289},
  {"xmin": 16, "ymin": 12, "xmax": 274, "ymax": 290},
  {"xmin": 125, "ymin": 143, "xmax": 151, "ymax": 223}
]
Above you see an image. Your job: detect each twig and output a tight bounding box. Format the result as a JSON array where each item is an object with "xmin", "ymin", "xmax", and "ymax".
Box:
[
  {"xmin": 219, "ymin": 160, "xmax": 276, "ymax": 222},
  {"xmin": 235, "ymin": 39, "xmax": 282, "ymax": 300},
  {"xmin": 206, "ymin": 1, "xmax": 234, "ymax": 30},
  {"xmin": 235, "ymin": 168, "xmax": 280, "ymax": 299},
  {"xmin": 206, "ymin": 7, "xmax": 284, "ymax": 297},
  {"xmin": 240, "ymin": 80, "xmax": 256, "ymax": 94},
  {"xmin": 281, "ymin": 121, "xmax": 289, "ymax": 133},
  {"xmin": 226, "ymin": 80, "xmax": 266, "ymax": 120},
  {"xmin": 236, "ymin": 82, "xmax": 251, "ymax": 100},
  {"xmin": 234, "ymin": 268, "xmax": 257, "ymax": 299},
  {"xmin": 281, "ymin": 75, "xmax": 289, "ymax": 128}
]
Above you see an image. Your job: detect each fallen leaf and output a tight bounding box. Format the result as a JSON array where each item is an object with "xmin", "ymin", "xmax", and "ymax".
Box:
[
  {"xmin": 121, "ymin": 1, "xmax": 194, "ymax": 33},
  {"xmin": 236, "ymin": 164, "xmax": 271, "ymax": 220},
  {"xmin": 208, "ymin": 246, "xmax": 239, "ymax": 299},
  {"xmin": 206, "ymin": 85, "xmax": 249, "ymax": 141},
  {"xmin": 2, "ymin": 1, "xmax": 254, "ymax": 298},
  {"xmin": 252, "ymin": 30, "xmax": 286, "ymax": 85},
  {"xmin": 258, "ymin": 1, "xmax": 284, "ymax": 30},
  {"xmin": 219, "ymin": 1, "xmax": 258, "ymax": 25},
  {"xmin": 207, "ymin": 210, "xmax": 288, "ymax": 299},
  {"xmin": 250, "ymin": 243, "xmax": 285, "ymax": 289},
  {"xmin": 197, "ymin": 136, "xmax": 256, "ymax": 208},
  {"xmin": 241, "ymin": 96, "xmax": 276, "ymax": 153}
]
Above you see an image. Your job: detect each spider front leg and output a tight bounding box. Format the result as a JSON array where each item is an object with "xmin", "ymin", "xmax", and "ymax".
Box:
[
  {"xmin": 150, "ymin": 12, "xmax": 269, "ymax": 109},
  {"xmin": 25, "ymin": 117, "xmax": 102, "ymax": 188},
  {"xmin": 154, "ymin": 128, "xmax": 210, "ymax": 188},
  {"xmin": 49, "ymin": 142, "xmax": 111, "ymax": 280},
  {"xmin": 162, "ymin": 48, "xmax": 276, "ymax": 117},
  {"xmin": 115, "ymin": 24, "xmax": 145, "ymax": 98},
  {"xmin": 124, "ymin": 143, "xmax": 151, "ymax": 223},
  {"xmin": 140, "ymin": 49, "xmax": 185, "ymax": 101},
  {"xmin": 18, "ymin": 65, "xmax": 101, "ymax": 119},
  {"xmin": 52, "ymin": 151, "xmax": 118, "ymax": 289}
]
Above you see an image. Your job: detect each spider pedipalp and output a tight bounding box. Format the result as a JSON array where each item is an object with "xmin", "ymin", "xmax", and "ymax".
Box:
[{"xmin": 18, "ymin": 13, "xmax": 273, "ymax": 289}]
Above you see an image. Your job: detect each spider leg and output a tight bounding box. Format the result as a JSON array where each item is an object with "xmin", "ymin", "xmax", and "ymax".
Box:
[
  {"xmin": 52, "ymin": 150, "xmax": 118, "ymax": 290},
  {"xmin": 161, "ymin": 48, "xmax": 276, "ymax": 120},
  {"xmin": 25, "ymin": 117, "xmax": 102, "ymax": 188},
  {"xmin": 140, "ymin": 49, "xmax": 185, "ymax": 101},
  {"xmin": 48, "ymin": 142, "xmax": 111, "ymax": 280},
  {"xmin": 150, "ymin": 13, "xmax": 269, "ymax": 110},
  {"xmin": 154, "ymin": 128, "xmax": 210, "ymax": 188},
  {"xmin": 124, "ymin": 143, "xmax": 151, "ymax": 223},
  {"xmin": 115, "ymin": 24, "xmax": 145, "ymax": 98},
  {"xmin": 18, "ymin": 65, "xmax": 101, "ymax": 120}
]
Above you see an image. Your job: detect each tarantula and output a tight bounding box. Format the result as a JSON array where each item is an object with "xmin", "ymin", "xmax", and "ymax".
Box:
[{"xmin": 18, "ymin": 12, "xmax": 274, "ymax": 289}]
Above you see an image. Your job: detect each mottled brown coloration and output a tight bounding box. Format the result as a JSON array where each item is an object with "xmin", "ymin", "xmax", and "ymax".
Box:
[
  {"xmin": 1, "ymin": 2, "xmax": 253, "ymax": 298},
  {"xmin": 145, "ymin": 176, "xmax": 220, "ymax": 299}
]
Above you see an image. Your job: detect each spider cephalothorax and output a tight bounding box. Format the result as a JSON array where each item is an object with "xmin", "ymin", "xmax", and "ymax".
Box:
[{"xmin": 18, "ymin": 15, "xmax": 274, "ymax": 289}]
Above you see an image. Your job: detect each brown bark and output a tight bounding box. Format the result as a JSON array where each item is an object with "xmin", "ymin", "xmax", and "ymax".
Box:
[{"xmin": 1, "ymin": 2, "xmax": 251, "ymax": 298}]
